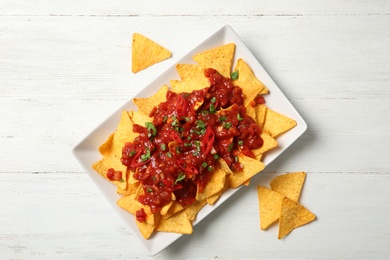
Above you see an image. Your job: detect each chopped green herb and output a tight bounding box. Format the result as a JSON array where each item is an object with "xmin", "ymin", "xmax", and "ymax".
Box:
[
  {"xmin": 234, "ymin": 156, "xmax": 239, "ymax": 162},
  {"xmin": 207, "ymin": 166, "xmax": 213, "ymax": 172},
  {"xmin": 184, "ymin": 142, "xmax": 192, "ymax": 147},
  {"xmin": 196, "ymin": 120, "xmax": 205, "ymax": 129},
  {"xmin": 209, "ymin": 103, "xmax": 216, "ymax": 114},
  {"xmin": 223, "ymin": 121, "xmax": 232, "ymax": 129},
  {"xmin": 238, "ymin": 140, "xmax": 244, "ymax": 146},
  {"xmin": 174, "ymin": 172, "xmax": 186, "ymax": 184},
  {"xmin": 163, "ymin": 116, "xmax": 168, "ymax": 122},
  {"xmin": 231, "ymin": 70, "xmax": 239, "ymax": 80},
  {"xmin": 211, "ymin": 97, "xmax": 217, "ymax": 103},
  {"xmin": 147, "ymin": 188, "xmax": 153, "ymax": 193},
  {"xmin": 201, "ymin": 110, "xmax": 209, "ymax": 116},
  {"xmin": 237, "ymin": 113, "xmax": 244, "ymax": 121},
  {"xmin": 228, "ymin": 143, "xmax": 234, "ymax": 152},
  {"xmin": 194, "ymin": 140, "xmax": 201, "ymax": 152},
  {"xmin": 166, "ymin": 152, "xmax": 172, "ymax": 158},
  {"xmin": 141, "ymin": 148, "xmax": 151, "ymax": 162},
  {"xmin": 171, "ymin": 116, "xmax": 177, "ymax": 121},
  {"xmin": 219, "ymin": 115, "xmax": 227, "ymax": 122},
  {"xmin": 202, "ymin": 162, "xmax": 208, "ymax": 168},
  {"xmin": 145, "ymin": 122, "xmax": 157, "ymax": 137},
  {"xmin": 176, "ymin": 146, "xmax": 181, "ymax": 154},
  {"xmin": 160, "ymin": 143, "xmax": 166, "ymax": 151},
  {"xmin": 214, "ymin": 154, "xmax": 219, "ymax": 160},
  {"xmin": 128, "ymin": 150, "xmax": 136, "ymax": 157}
]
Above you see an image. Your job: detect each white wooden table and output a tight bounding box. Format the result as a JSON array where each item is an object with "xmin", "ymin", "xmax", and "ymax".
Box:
[{"xmin": 1, "ymin": 1, "xmax": 390, "ymax": 259}]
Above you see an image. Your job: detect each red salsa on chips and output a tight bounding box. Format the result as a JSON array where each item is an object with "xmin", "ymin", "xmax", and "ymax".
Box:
[{"xmin": 119, "ymin": 68, "xmax": 264, "ymax": 219}]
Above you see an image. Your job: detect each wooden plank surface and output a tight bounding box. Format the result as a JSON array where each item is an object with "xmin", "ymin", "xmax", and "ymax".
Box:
[{"xmin": 1, "ymin": 1, "xmax": 390, "ymax": 259}]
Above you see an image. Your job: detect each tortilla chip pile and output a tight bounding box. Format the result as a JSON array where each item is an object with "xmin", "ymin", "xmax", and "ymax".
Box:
[
  {"xmin": 257, "ymin": 172, "xmax": 316, "ymax": 239},
  {"xmin": 93, "ymin": 42, "xmax": 298, "ymax": 239}
]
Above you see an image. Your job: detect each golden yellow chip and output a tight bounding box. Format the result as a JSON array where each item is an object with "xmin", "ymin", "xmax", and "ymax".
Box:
[
  {"xmin": 163, "ymin": 201, "xmax": 186, "ymax": 220},
  {"xmin": 196, "ymin": 168, "xmax": 226, "ymax": 201},
  {"xmin": 99, "ymin": 110, "xmax": 135, "ymax": 157},
  {"xmin": 245, "ymin": 103, "xmax": 256, "ymax": 120},
  {"xmin": 193, "ymin": 43, "xmax": 236, "ymax": 78},
  {"xmin": 132, "ymin": 33, "xmax": 171, "ymax": 73},
  {"xmin": 251, "ymin": 132, "xmax": 278, "ymax": 157},
  {"xmin": 132, "ymin": 85, "xmax": 168, "ymax": 115},
  {"xmin": 92, "ymin": 156, "xmax": 127, "ymax": 189},
  {"xmin": 98, "ymin": 133, "xmax": 114, "ymax": 156},
  {"xmin": 257, "ymin": 186, "xmax": 285, "ymax": 230},
  {"xmin": 229, "ymin": 155, "xmax": 265, "ymax": 189},
  {"xmin": 175, "ymin": 64, "xmax": 210, "ymax": 86},
  {"xmin": 128, "ymin": 110, "xmax": 152, "ymax": 126},
  {"xmin": 136, "ymin": 214, "xmax": 160, "ymax": 239},
  {"xmin": 270, "ymin": 172, "xmax": 306, "ymax": 202},
  {"xmin": 232, "ymin": 58, "xmax": 268, "ymax": 106},
  {"xmin": 116, "ymin": 194, "xmax": 155, "ymax": 225},
  {"xmin": 185, "ymin": 200, "xmax": 207, "ymax": 221},
  {"xmin": 116, "ymin": 179, "xmax": 140, "ymax": 196},
  {"xmin": 263, "ymin": 108, "xmax": 297, "ymax": 138},
  {"xmin": 278, "ymin": 197, "xmax": 316, "ymax": 239},
  {"xmin": 170, "ymin": 79, "xmax": 206, "ymax": 94},
  {"xmin": 255, "ymin": 104, "xmax": 267, "ymax": 127},
  {"xmin": 155, "ymin": 210, "xmax": 193, "ymax": 234}
]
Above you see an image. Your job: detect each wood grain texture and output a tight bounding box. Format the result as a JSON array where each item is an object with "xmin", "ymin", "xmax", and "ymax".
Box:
[{"xmin": 1, "ymin": 0, "xmax": 390, "ymax": 259}]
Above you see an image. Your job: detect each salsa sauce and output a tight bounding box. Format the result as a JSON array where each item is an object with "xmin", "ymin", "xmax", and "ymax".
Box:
[{"xmin": 118, "ymin": 68, "xmax": 264, "ymax": 220}]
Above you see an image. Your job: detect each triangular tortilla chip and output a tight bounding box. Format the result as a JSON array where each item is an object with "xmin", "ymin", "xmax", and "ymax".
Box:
[
  {"xmin": 255, "ymin": 104, "xmax": 267, "ymax": 127},
  {"xmin": 132, "ymin": 85, "xmax": 168, "ymax": 115},
  {"xmin": 257, "ymin": 186, "xmax": 285, "ymax": 230},
  {"xmin": 263, "ymin": 108, "xmax": 297, "ymax": 137},
  {"xmin": 185, "ymin": 199, "xmax": 207, "ymax": 221},
  {"xmin": 251, "ymin": 132, "xmax": 278, "ymax": 157},
  {"xmin": 193, "ymin": 43, "xmax": 236, "ymax": 78},
  {"xmin": 128, "ymin": 110, "xmax": 152, "ymax": 126},
  {"xmin": 278, "ymin": 197, "xmax": 316, "ymax": 239},
  {"xmin": 270, "ymin": 172, "xmax": 306, "ymax": 202},
  {"xmin": 232, "ymin": 59, "xmax": 268, "ymax": 106},
  {"xmin": 92, "ymin": 156, "xmax": 127, "ymax": 189},
  {"xmin": 229, "ymin": 155, "xmax": 265, "ymax": 188},
  {"xmin": 117, "ymin": 194, "xmax": 155, "ymax": 225},
  {"xmin": 196, "ymin": 168, "xmax": 226, "ymax": 201},
  {"xmin": 155, "ymin": 210, "xmax": 193, "ymax": 234},
  {"xmin": 132, "ymin": 33, "xmax": 171, "ymax": 73}
]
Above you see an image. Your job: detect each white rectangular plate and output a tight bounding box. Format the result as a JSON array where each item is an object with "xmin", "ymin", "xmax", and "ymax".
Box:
[{"xmin": 73, "ymin": 25, "xmax": 307, "ymax": 255}]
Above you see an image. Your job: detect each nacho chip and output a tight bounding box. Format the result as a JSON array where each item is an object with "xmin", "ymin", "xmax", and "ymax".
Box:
[
  {"xmin": 255, "ymin": 104, "xmax": 267, "ymax": 127},
  {"xmin": 132, "ymin": 33, "xmax": 171, "ymax": 73},
  {"xmin": 263, "ymin": 108, "xmax": 297, "ymax": 138},
  {"xmin": 163, "ymin": 201, "xmax": 187, "ymax": 220},
  {"xmin": 128, "ymin": 110, "xmax": 152, "ymax": 126},
  {"xmin": 133, "ymin": 85, "xmax": 169, "ymax": 115},
  {"xmin": 136, "ymin": 215, "xmax": 159, "ymax": 239},
  {"xmin": 92, "ymin": 156, "xmax": 127, "ymax": 189},
  {"xmin": 270, "ymin": 172, "xmax": 306, "ymax": 202},
  {"xmin": 251, "ymin": 132, "xmax": 278, "ymax": 157},
  {"xmin": 232, "ymin": 59, "xmax": 268, "ymax": 106},
  {"xmin": 229, "ymin": 155, "xmax": 265, "ymax": 189},
  {"xmin": 257, "ymin": 186, "xmax": 285, "ymax": 230},
  {"xmin": 196, "ymin": 168, "xmax": 226, "ymax": 201},
  {"xmin": 185, "ymin": 200, "xmax": 207, "ymax": 221},
  {"xmin": 245, "ymin": 103, "xmax": 256, "ymax": 120},
  {"xmin": 193, "ymin": 43, "xmax": 236, "ymax": 78},
  {"xmin": 278, "ymin": 197, "xmax": 316, "ymax": 239},
  {"xmin": 156, "ymin": 210, "xmax": 193, "ymax": 234},
  {"xmin": 117, "ymin": 194, "xmax": 155, "ymax": 225}
]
